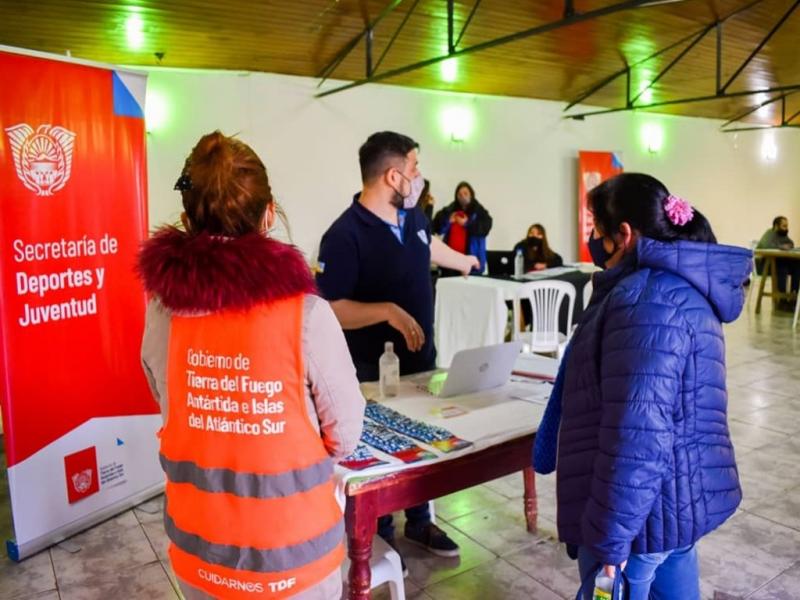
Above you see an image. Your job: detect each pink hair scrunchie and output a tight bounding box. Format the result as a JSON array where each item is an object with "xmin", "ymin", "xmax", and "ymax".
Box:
[{"xmin": 663, "ymin": 194, "xmax": 694, "ymax": 226}]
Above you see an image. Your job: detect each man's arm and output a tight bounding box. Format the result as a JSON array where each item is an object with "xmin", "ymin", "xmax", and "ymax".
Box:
[
  {"xmin": 329, "ymin": 299, "xmax": 425, "ymax": 352},
  {"xmin": 430, "ymin": 236, "xmax": 479, "ymax": 275}
]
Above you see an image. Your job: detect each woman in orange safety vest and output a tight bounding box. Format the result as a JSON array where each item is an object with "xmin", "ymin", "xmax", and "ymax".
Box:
[{"xmin": 139, "ymin": 131, "xmax": 364, "ymax": 599}]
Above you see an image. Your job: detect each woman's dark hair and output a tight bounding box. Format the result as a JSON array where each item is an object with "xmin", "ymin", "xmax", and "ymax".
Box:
[
  {"xmin": 587, "ymin": 173, "xmax": 716, "ymax": 244},
  {"xmin": 419, "ymin": 178, "xmax": 432, "ymax": 210},
  {"xmin": 525, "ymin": 223, "xmax": 556, "ymax": 264},
  {"xmin": 178, "ymin": 131, "xmax": 274, "ymax": 237},
  {"xmin": 454, "ymin": 181, "xmax": 476, "ymax": 204}
]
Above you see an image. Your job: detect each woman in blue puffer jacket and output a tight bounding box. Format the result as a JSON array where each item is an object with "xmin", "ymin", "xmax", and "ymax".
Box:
[{"xmin": 538, "ymin": 173, "xmax": 751, "ymax": 599}]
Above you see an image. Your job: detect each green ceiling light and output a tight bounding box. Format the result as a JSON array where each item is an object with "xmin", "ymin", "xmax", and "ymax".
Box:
[
  {"xmin": 145, "ymin": 88, "xmax": 168, "ymax": 133},
  {"xmin": 638, "ymin": 80, "xmax": 654, "ymax": 104},
  {"xmin": 641, "ymin": 123, "xmax": 664, "ymax": 154},
  {"xmin": 125, "ymin": 14, "xmax": 145, "ymax": 50},
  {"xmin": 440, "ymin": 57, "xmax": 458, "ymax": 83},
  {"xmin": 439, "ymin": 43, "xmax": 458, "ymax": 83},
  {"xmin": 440, "ymin": 105, "xmax": 474, "ymax": 142}
]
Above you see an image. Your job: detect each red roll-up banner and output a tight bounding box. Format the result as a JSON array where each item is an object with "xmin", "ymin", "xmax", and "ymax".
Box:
[
  {"xmin": 0, "ymin": 47, "xmax": 161, "ymax": 560},
  {"xmin": 577, "ymin": 151, "xmax": 624, "ymax": 262}
]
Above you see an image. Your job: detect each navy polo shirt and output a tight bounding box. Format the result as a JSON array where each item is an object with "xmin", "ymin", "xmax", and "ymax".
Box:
[{"xmin": 317, "ymin": 195, "xmax": 435, "ymax": 382}]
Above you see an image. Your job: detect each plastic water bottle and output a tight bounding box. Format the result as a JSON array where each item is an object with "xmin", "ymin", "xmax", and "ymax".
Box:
[
  {"xmin": 593, "ymin": 571, "xmax": 614, "ymax": 600},
  {"xmin": 379, "ymin": 342, "xmax": 399, "ymax": 398},
  {"xmin": 514, "ymin": 248, "xmax": 524, "ymax": 278}
]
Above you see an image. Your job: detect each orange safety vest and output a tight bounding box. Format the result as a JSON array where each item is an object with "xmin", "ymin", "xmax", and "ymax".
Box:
[{"xmin": 160, "ymin": 295, "xmax": 344, "ymax": 599}]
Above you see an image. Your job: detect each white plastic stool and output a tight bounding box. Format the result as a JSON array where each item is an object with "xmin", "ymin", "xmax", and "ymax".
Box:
[{"xmin": 342, "ymin": 534, "xmax": 405, "ymax": 600}]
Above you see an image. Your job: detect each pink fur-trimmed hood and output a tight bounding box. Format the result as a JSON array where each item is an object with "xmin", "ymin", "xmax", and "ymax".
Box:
[{"xmin": 137, "ymin": 227, "xmax": 316, "ymax": 313}]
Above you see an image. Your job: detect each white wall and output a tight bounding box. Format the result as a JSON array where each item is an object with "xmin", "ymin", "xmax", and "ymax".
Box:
[{"xmin": 144, "ymin": 68, "xmax": 800, "ymax": 262}]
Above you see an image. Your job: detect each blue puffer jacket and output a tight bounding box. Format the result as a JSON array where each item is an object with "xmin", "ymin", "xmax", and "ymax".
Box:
[{"xmin": 557, "ymin": 237, "xmax": 752, "ymax": 566}]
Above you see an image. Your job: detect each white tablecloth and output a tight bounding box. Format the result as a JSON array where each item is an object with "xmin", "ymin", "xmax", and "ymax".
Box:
[{"xmin": 434, "ymin": 277, "xmax": 514, "ymax": 368}]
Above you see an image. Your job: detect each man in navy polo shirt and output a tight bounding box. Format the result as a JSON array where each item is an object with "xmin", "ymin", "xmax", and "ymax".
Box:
[{"xmin": 317, "ymin": 131, "xmax": 477, "ymax": 564}]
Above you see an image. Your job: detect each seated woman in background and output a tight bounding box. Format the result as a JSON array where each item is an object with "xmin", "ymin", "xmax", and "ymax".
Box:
[{"xmin": 513, "ymin": 223, "xmax": 564, "ymax": 272}]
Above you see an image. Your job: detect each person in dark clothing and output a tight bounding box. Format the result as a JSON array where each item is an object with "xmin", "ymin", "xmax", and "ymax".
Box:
[
  {"xmin": 419, "ymin": 178, "xmax": 435, "ymax": 225},
  {"xmin": 535, "ymin": 173, "xmax": 750, "ymax": 600},
  {"xmin": 432, "ymin": 181, "xmax": 492, "ymax": 275},
  {"xmin": 756, "ymin": 216, "xmax": 799, "ymax": 306},
  {"xmin": 513, "ymin": 223, "xmax": 564, "ymax": 272},
  {"xmin": 317, "ymin": 132, "xmax": 477, "ymax": 570}
]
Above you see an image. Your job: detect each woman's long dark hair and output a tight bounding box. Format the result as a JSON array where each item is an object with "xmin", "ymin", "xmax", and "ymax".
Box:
[{"xmin": 588, "ymin": 173, "xmax": 716, "ymax": 244}]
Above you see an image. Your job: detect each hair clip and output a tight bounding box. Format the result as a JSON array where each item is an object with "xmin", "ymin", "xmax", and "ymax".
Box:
[{"xmin": 174, "ymin": 173, "xmax": 192, "ymax": 191}]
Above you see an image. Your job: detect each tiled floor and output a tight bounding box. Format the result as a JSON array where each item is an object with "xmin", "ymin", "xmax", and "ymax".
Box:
[{"xmin": 1, "ymin": 302, "xmax": 798, "ymax": 599}]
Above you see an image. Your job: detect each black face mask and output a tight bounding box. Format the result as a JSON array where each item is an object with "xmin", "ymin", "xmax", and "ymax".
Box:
[
  {"xmin": 526, "ymin": 237, "xmax": 542, "ymax": 250},
  {"xmin": 778, "ymin": 228, "xmax": 789, "ymax": 237},
  {"xmin": 588, "ymin": 231, "xmax": 615, "ymax": 269}
]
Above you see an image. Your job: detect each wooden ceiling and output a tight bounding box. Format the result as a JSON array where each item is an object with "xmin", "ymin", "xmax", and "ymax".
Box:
[{"xmin": 2, "ymin": 0, "xmax": 799, "ymax": 126}]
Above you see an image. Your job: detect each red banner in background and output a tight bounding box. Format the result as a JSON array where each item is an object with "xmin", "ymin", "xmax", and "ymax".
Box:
[
  {"xmin": 577, "ymin": 151, "xmax": 624, "ymax": 262},
  {"xmin": 0, "ymin": 49, "xmax": 161, "ymax": 560}
]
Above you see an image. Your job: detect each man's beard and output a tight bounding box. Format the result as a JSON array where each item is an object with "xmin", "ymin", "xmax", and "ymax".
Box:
[{"xmin": 390, "ymin": 191, "xmax": 404, "ymax": 209}]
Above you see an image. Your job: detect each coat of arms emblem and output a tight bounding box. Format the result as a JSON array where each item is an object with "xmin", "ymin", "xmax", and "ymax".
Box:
[
  {"xmin": 5, "ymin": 123, "xmax": 76, "ymax": 196},
  {"xmin": 71, "ymin": 469, "xmax": 93, "ymax": 494}
]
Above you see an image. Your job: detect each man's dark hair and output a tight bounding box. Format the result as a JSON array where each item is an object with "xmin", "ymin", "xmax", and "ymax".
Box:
[
  {"xmin": 773, "ymin": 216, "xmax": 787, "ymax": 228},
  {"xmin": 359, "ymin": 131, "xmax": 419, "ymax": 183}
]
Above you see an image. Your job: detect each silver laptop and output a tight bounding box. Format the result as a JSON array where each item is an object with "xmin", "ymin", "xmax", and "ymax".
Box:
[{"xmin": 438, "ymin": 341, "xmax": 524, "ymax": 398}]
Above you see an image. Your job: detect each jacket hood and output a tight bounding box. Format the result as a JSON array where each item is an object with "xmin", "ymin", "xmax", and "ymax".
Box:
[
  {"xmin": 636, "ymin": 237, "xmax": 752, "ymax": 323},
  {"xmin": 137, "ymin": 227, "xmax": 316, "ymax": 313}
]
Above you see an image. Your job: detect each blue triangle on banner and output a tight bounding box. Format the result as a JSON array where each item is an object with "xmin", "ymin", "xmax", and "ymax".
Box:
[
  {"xmin": 116, "ymin": 438, "xmax": 124, "ymax": 446},
  {"xmin": 112, "ymin": 71, "xmax": 144, "ymax": 118}
]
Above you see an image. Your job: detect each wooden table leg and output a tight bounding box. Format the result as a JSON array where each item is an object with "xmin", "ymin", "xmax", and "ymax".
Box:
[
  {"xmin": 522, "ymin": 466, "xmax": 538, "ymax": 534},
  {"xmin": 755, "ymin": 257, "xmax": 771, "ymax": 314},
  {"xmin": 345, "ymin": 495, "xmax": 378, "ymax": 600}
]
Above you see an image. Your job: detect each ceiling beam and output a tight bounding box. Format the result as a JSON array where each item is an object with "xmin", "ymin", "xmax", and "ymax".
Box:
[
  {"xmin": 629, "ymin": 22, "xmax": 715, "ymax": 106},
  {"xmin": 719, "ymin": 92, "xmax": 789, "ymax": 128},
  {"xmin": 372, "ymin": 0, "xmax": 420, "ymax": 74},
  {"xmin": 566, "ymin": 83, "xmax": 800, "ymax": 119},
  {"xmin": 564, "ymin": 0, "xmax": 764, "ymax": 112},
  {"xmin": 719, "ymin": 0, "xmax": 800, "ymax": 94},
  {"xmin": 316, "ymin": 0, "xmax": 680, "ymax": 98},
  {"xmin": 316, "ymin": 0, "xmax": 404, "ymax": 85},
  {"xmin": 455, "ymin": 0, "xmax": 483, "ymax": 49}
]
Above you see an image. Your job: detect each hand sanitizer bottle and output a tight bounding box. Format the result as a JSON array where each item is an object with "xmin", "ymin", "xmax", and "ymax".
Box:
[
  {"xmin": 514, "ymin": 248, "xmax": 524, "ymax": 278},
  {"xmin": 379, "ymin": 342, "xmax": 399, "ymax": 398}
]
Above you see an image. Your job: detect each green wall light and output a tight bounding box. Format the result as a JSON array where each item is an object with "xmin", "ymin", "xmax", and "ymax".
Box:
[
  {"xmin": 145, "ymin": 89, "xmax": 168, "ymax": 133},
  {"xmin": 440, "ymin": 105, "xmax": 474, "ymax": 142},
  {"xmin": 641, "ymin": 123, "xmax": 664, "ymax": 154}
]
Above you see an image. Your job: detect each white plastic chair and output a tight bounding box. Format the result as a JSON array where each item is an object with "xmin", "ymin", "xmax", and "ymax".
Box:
[
  {"xmin": 342, "ymin": 535, "xmax": 405, "ymax": 600},
  {"xmin": 340, "ymin": 502, "xmax": 434, "ymax": 600},
  {"xmin": 515, "ymin": 280, "xmax": 576, "ymax": 359},
  {"xmin": 582, "ymin": 278, "xmax": 593, "ymax": 311},
  {"xmin": 747, "ymin": 240, "xmax": 762, "ymax": 305}
]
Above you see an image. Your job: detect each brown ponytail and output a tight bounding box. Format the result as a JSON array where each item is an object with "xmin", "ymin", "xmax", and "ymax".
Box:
[{"xmin": 178, "ymin": 131, "xmax": 272, "ymax": 236}]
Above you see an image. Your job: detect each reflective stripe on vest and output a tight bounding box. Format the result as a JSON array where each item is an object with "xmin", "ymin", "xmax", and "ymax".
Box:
[
  {"xmin": 164, "ymin": 506, "xmax": 344, "ymax": 573},
  {"xmin": 159, "ymin": 454, "xmax": 333, "ymax": 498}
]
